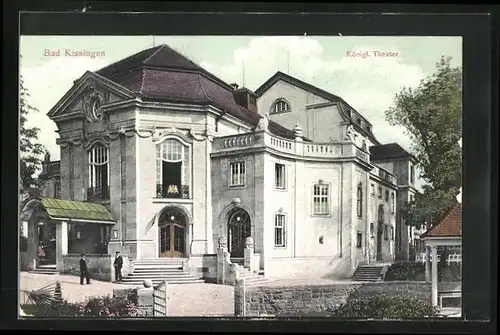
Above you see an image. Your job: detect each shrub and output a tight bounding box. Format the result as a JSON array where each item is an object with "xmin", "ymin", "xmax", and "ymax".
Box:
[
  {"xmin": 81, "ymin": 296, "xmax": 138, "ymax": 317},
  {"xmin": 329, "ymin": 295, "xmax": 439, "ymax": 319},
  {"xmin": 385, "ymin": 261, "xmax": 426, "ymax": 281},
  {"xmin": 27, "ymin": 295, "xmax": 138, "ymax": 318},
  {"xmin": 385, "ymin": 261, "xmax": 461, "ymax": 282}
]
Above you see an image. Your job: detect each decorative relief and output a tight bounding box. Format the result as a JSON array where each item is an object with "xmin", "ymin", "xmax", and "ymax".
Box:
[
  {"xmin": 83, "ymin": 84, "xmax": 108, "ymax": 123},
  {"xmin": 219, "ymin": 236, "xmax": 228, "ymax": 249},
  {"xmin": 255, "ymin": 113, "xmax": 269, "ymax": 131},
  {"xmin": 245, "ymin": 236, "xmax": 254, "ymax": 249}
]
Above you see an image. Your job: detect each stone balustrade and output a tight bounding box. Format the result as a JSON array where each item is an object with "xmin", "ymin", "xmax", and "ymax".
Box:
[
  {"xmin": 371, "ymin": 166, "xmax": 398, "ymax": 184},
  {"xmin": 213, "ymin": 131, "xmax": 369, "ymax": 163}
]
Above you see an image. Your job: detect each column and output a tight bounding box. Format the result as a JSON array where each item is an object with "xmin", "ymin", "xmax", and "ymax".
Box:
[
  {"xmin": 431, "ymin": 245, "xmax": 438, "ymax": 306},
  {"xmin": 56, "ymin": 221, "xmax": 69, "ymax": 272},
  {"xmin": 26, "ymin": 218, "xmax": 38, "ymax": 271},
  {"xmin": 425, "ymin": 246, "xmax": 431, "ymax": 283}
]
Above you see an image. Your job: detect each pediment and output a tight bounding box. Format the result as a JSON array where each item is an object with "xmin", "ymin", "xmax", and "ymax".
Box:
[{"xmin": 47, "ymin": 71, "xmax": 136, "ymax": 120}]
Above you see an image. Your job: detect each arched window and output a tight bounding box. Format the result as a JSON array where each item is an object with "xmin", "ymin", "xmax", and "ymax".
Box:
[
  {"xmin": 271, "ymin": 99, "xmax": 291, "ymax": 114},
  {"xmin": 88, "ymin": 142, "xmax": 109, "ymax": 200},
  {"xmin": 356, "ymin": 183, "xmax": 363, "ymax": 217},
  {"xmin": 156, "ymin": 138, "xmax": 191, "ymax": 199}
]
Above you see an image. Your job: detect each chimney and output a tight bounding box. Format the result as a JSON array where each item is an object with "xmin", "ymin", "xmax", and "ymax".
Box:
[
  {"xmin": 232, "ymin": 87, "xmax": 258, "ymax": 114},
  {"xmin": 230, "ymin": 83, "xmax": 239, "ymax": 90}
]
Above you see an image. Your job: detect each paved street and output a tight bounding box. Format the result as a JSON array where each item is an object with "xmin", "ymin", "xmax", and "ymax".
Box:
[{"xmin": 20, "ymin": 272, "xmax": 234, "ymax": 317}]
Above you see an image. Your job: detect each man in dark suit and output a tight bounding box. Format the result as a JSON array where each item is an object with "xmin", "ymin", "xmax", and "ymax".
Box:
[
  {"xmin": 79, "ymin": 253, "xmax": 91, "ymax": 285},
  {"xmin": 113, "ymin": 251, "xmax": 123, "ymax": 282}
]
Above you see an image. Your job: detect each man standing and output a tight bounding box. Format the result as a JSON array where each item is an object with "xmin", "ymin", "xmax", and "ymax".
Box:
[
  {"xmin": 114, "ymin": 251, "xmax": 123, "ymax": 282},
  {"xmin": 79, "ymin": 253, "xmax": 91, "ymax": 285}
]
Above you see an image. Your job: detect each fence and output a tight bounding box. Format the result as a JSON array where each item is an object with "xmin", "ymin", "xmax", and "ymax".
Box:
[{"xmin": 153, "ymin": 280, "xmax": 168, "ymax": 316}]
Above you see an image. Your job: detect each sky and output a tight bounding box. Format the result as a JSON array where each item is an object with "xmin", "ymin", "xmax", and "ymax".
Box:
[{"xmin": 19, "ymin": 35, "xmax": 462, "ymax": 189}]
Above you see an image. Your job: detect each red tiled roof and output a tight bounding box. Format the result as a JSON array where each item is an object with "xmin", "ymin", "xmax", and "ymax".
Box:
[
  {"xmin": 94, "ymin": 44, "xmax": 302, "ymax": 140},
  {"xmin": 421, "ymin": 202, "xmax": 462, "ymax": 238}
]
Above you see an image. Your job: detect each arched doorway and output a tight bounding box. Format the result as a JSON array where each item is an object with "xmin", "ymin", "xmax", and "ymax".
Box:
[
  {"xmin": 158, "ymin": 207, "xmax": 188, "ymax": 258},
  {"xmin": 227, "ymin": 208, "xmax": 251, "ymax": 258}
]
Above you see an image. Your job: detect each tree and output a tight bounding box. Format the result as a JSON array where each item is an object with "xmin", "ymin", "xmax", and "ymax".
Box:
[
  {"xmin": 386, "ymin": 56, "xmax": 462, "ymax": 228},
  {"xmin": 20, "ymin": 75, "xmax": 46, "ymax": 190}
]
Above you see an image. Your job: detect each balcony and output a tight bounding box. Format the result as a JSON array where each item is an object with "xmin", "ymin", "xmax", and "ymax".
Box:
[
  {"xmin": 87, "ymin": 186, "xmax": 110, "ymax": 201},
  {"xmin": 212, "ymin": 131, "xmax": 370, "ymax": 163},
  {"xmin": 156, "ymin": 184, "xmax": 190, "ymax": 199}
]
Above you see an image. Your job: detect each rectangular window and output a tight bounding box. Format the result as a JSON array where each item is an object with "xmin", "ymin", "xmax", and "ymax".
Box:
[
  {"xmin": 390, "ymin": 226, "xmax": 395, "ymax": 240},
  {"xmin": 391, "ymin": 192, "xmax": 395, "ymax": 214},
  {"xmin": 313, "ymin": 183, "xmax": 330, "ymax": 215},
  {"xmin": 378, "ymin": 186, "xmax": 382, "ymax": 198},
  {"xmin": 274, "ymin": 214, "xmax": 286, "ymax": 247},
  {"xmin": 384, "ymin": 225, "xmax": 388, "ymax": 240},
  {"xmin": 371, "ymin": 183, "xmax": 375, "ymax": 196},
  {"xmin": 230, "ymin": 161, "xmax": 246, "ymax": 186},
  {"xmin": 356, "ymin": 185, "xmax": 363, "ymax": 218},
  {"xmin": 275, "ymin": 163, "xmax": 286, "ymax": 189},
  {"xmin": 410, "ymin": 164, "xmax": 415, "ymax": 184},
  {"xmin": 370, "ymin": 222, "xmax": 375, "ymax": 237},
  {"xmin": 385, "ymin": 190, "xmax": 389, "ymax": 201},
  {"xmin": 356, "ymin": 232, "xmax": 362, "ymax": 248}
]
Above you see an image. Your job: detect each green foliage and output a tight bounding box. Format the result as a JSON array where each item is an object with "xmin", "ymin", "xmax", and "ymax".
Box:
[
  {"xmin": 404, "ymin": 186, "xmax": 457, "ymax": 228},
  {"xmin": 385, "ymin": 261, "xmax": 461, "ymax": 282},
  {"xmin": 329, "ymin": 295, "xmax": 439, "ymax": 319},
  {"xmin": 26, "ymin": 295, "xmax": 138, "ymax": 318},
  {"xmin": 385, "ymin": 261, "xmax": 426, "ymax": 281},
  {"xmin": 20, "ymin": 75, "xmax": 46, "ymax": 189},
  {"xmin": 386, "ymin": 56, "xmax": 462, "ymax": 228}
]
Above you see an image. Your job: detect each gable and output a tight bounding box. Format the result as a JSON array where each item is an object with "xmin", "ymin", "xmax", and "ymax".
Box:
[
  {"xmin": 47, "ymin": 71, "xmax": 136, "ymax": 120},
  {"xmin": 257, "ymin": 79, "xmax": 332, "ymax": 116}
]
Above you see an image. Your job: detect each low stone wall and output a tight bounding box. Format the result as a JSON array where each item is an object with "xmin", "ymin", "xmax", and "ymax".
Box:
[
  {"xmin": 186, "ymin": 254, "xmax": 217, "ymax": 283},
  {"xmin": 60, "ymin": 254, "xmax": 131, "ymax": 282},
  {"xmin": 235, "ymin": 280, "xmax": 431, "ymax": 317}
]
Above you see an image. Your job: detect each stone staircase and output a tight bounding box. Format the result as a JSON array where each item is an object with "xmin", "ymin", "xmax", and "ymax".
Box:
[
  {"xmin": 352, "ymin": 264, "xmax": 388, "ymax": 282},
  {"xmin": 29, "ymin": 264, "xmax": 59, "ymax": 275},
  {"xmin": 120, "ymin": 258, "xmax": 204, "ymax": 285},
  {"xmin": 231, "ymin": 258, "xmax": 269, "ymax": 286}
]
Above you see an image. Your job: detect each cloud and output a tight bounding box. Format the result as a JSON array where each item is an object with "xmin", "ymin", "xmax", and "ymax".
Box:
[
  {"xmin": 201, "ymin": 37, "xmax": 424, "ymax": 144},
  {"xmin": 21, "ymin": 56, "xmax": 108, "ymax": 161}
]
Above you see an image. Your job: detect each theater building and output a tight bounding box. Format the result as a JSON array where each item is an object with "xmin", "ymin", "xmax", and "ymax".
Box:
[{"xmin": 31, "ymin": 44, "xmax": 418, "ymax": 279}]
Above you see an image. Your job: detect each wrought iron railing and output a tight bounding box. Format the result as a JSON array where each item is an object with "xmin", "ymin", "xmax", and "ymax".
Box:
[
  {"xmin": 156, "ymin": 184, "xmax": 190, "ymax": 199},
  {"xmin": 87, "ymin": 186, "xmax": 110, "ymax": 201}
]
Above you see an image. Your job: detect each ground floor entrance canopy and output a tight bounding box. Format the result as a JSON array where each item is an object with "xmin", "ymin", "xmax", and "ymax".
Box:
[{"xmin": 20, "ymin": 196, "xmax": 116, "ymax": 270}]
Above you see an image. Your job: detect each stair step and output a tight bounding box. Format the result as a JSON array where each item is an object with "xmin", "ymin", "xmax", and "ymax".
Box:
[
  {"xmin": 120, "ymin": 279, "xmax": 204, "ymax": 285},
  {"xmin": 128, "ymin": 274, "xmax": 193, "ymax": 278}
]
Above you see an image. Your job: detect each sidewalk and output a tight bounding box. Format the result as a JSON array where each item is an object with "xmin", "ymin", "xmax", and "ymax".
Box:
[{"xmin": 19, "ymin": 272, "xmax": 235, "ymax": 316}]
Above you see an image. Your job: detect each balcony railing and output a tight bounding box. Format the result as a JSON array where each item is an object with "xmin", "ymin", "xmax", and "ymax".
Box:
[
  {"xmin": 212, "ymin": 132, "xmax": 369, "ymax": 163},
  {"xmin": 156, "ymin": 184, "xmax": 190, "ymax": 199},
  {"xmin": 87, "ymin": 186, "xmax": 110, "ymax": 201}
]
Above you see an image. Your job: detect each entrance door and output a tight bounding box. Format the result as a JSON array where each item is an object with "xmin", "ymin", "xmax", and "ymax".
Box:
[
  {"xmin": 227, "ymin": 208, "xmax": 251, "ymax": 258},
  {"xmin": 158, "ymin": 208, "xmax": 187, "ymax": 258},
  {"xmin": 376, "ymin": 224, "xmax": 383, "ymax": 262}
]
